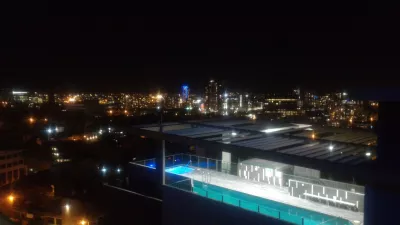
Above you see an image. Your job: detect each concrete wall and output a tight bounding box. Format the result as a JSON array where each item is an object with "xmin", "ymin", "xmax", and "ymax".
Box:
[
  {"xmin": 238, "ymin": 163, "xmax": 284, "ymax": 187},
  {"xmin": 293, "ymin": 166, "xmax": 320, "ymax": 178},
  {"xmin": 288, "ymin": 179, "xmax": 365, "ymax": 212},
  {"xmin": 102, "ymin": 184, "xmax": 162, "ymax": 225},
  {"xmin": 163, "ymin": 186, "xmax": 293, "ymax": 225}
]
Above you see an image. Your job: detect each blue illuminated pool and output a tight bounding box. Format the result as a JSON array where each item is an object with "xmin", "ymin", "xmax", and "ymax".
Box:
[
  {"xmin": 192, "ymin": 181, "xmax": 352, "ymax": 225},
  {"xmin": 166, "ymin": 166, "xmax": 195, "ymax": 175},
  {"xmin": 165, "ymin": 165, "xmax": 354, "ymax": 224}
]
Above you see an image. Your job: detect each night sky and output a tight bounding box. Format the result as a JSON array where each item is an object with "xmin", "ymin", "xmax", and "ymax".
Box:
[{"xmin": 2, "ymin": 15, "xmax": 400, "ymax": 93}]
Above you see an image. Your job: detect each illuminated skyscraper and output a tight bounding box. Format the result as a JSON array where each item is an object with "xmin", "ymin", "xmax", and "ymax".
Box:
[
  {"xmin": 204, "ymin": 80, "xmax": 221, "ymax": 113},
  {"xmin": 181, "ymin": 85, "xmax": 189, "ymax": 103}
]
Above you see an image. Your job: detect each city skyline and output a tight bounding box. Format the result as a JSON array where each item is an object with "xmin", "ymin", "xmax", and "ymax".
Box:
[
  {"xmin": 2, "ymin": 14, "xmax": 397, "ymax": 225},
  {"xmin": 0, "ymin": 82, "xmax": 352, "ymax": 95}
]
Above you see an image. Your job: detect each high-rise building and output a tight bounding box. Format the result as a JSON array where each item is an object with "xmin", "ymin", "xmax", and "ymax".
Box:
[
  {"xmin": 204, "ymin": 80, "xmax": 221, "ymax": 113},
  {"xmin": 181, "ymin": 85, "xmax": 189, "ymax": 103}
]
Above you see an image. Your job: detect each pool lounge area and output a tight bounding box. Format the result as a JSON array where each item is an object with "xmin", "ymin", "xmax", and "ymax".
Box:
[{"xmin": 165, "ymin": 165, "xmax": 362, "ymax": 225}]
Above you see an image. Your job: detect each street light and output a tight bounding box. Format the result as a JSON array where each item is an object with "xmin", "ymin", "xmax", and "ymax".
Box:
[
  {"xmin": 7, "ymin": 194, "xmax": 14, "ymax": 204},
  {"xmin": 65, "ymin": 204, "xmax": 70, "ymax": 212},
  {"xmin": 80, "ymin": 219, "xmax": 89, "ymax": 225},
  {"xmin": 329, "ymin": 145, "xmax": 334, "ymax": 151}
]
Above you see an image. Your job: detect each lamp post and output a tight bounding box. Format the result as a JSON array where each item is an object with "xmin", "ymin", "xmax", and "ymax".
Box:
[
  {"xmin": 80, "ymin": 219, "xmax": 89, "ymax": 225},
  {"xmin": 156, "ymin": 95, "xmax": 165, "ymax": 185}
]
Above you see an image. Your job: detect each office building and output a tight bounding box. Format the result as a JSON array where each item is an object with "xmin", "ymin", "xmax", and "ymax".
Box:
[
  {"xmin": 11, "ymin": 90, "xmax": 29, "ymax": 103},
  {"xmin": 181, "ymin": 85, "xmax": 190, "ymax": 103},
  {"xmin": 204, "ymin": 80, "xmax": 222, "ymax": 113},
  {"xmin": 0, "ymin": 150, "xmax": 27, "ymax": 186}
]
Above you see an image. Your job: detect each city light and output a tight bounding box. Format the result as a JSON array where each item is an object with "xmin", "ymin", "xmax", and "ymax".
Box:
[
  {"xmin": 7, "ymin": 194, "xmax": 14, "ymax": 203},
  {"xmin": 80, "ymin": 219, "xmax": 88, "ymax": 225},
  {"xmin": 311, "ymin": 133, "xmax": 315, "ymax": 139},
  {"xmin": 101, "ymin": 167, "xmax": 107, "ymax": 173},
  {"xmin": 12, "ymin": 91, "xmax": 27, "ymax": 95},
  {"xmin": 65, "ymin": 204, "xmax": 70, "ymax": 211},
  {"xmin": 44, "ymin": 118, "xmax": 48, "ymax": 122},
  {"xmin": 68, "ymin": 97, "xmax": 76, "ymax": 103},
  {"xmin": 29, "ymin": 117, "xmax": 35, "ymax": 123},
  {"xmin": 231, "ymin": 132, "xmax": 237, "ymax": 136},
  {"xmin": 108, "ymin": 110, "xmax": 113, "ymax": 115},
  {"xmin": 329, "ymin": 145, "xmax": 334, "ymax": 151},
  {"xmin": 47, "ymin": 128, "xmax": 53, "ymax": 134},
  {"xmin": 366, "ymin": 152, "xmax": 371, "ymax": 157},
  {"xmin": 156, "ymin": 94, "xmax": 163, "ymax": 100},
  {"xmin": 117, "ymin": 168, "xmax": 121, "ymax": 173}
]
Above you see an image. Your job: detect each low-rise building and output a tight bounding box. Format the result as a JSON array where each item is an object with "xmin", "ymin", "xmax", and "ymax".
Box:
[{"xmin": 0, "ymin": 150, "xmax": 27, "ymax": 186}]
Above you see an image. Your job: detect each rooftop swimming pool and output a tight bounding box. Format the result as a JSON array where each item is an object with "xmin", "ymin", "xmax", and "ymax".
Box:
[
  {"xmin": 166, "ymin": 166, "xmax": 195, "ymax": 175},
  {"xmin": 167, "ymin": 165, "xmax": 353, "ymax": 225},
  {"xmin": 193, "ymin": 181, "xmax": 352, "ymax": 225}
]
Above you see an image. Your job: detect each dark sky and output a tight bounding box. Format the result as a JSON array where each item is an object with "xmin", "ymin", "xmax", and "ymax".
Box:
[{"xmin": 3, "ymin": 15, "xmax": 400, "ymax": 93}]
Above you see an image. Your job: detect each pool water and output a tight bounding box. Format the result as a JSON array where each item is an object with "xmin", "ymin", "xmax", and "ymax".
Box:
[
  {"xmin": 192, "ymin": 180, "xmax": 351, "ymax": 225},
  {"xmin": 166, "ymin": 166, "xmax": 195, "ymax": 175},
  {"xmin": 165, "ymin": 165, "xmax": 352, "ymax": 225}
]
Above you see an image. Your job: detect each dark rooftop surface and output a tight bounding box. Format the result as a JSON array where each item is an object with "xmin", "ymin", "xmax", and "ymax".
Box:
[{"xmin": 142, "ymin": 119, "xmax": 375, "ymax": 167}]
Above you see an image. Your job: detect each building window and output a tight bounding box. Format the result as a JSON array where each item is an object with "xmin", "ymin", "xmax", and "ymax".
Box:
[
  {"xmin": 0, "ymin": 173, "xmax": 5, "ymax": 185},
  {"xmin": 19, "ymin": 168, "xmax": 25, "ymax": 177},
  {"xmin": 7, "ymin": 171, "xmax": 12, "ymax": 182}
]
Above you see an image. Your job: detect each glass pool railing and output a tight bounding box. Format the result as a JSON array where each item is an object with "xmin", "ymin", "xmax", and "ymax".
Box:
[{"xmin": 168, "ymin": 180, "xmax": 352, "ymax": 225}]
